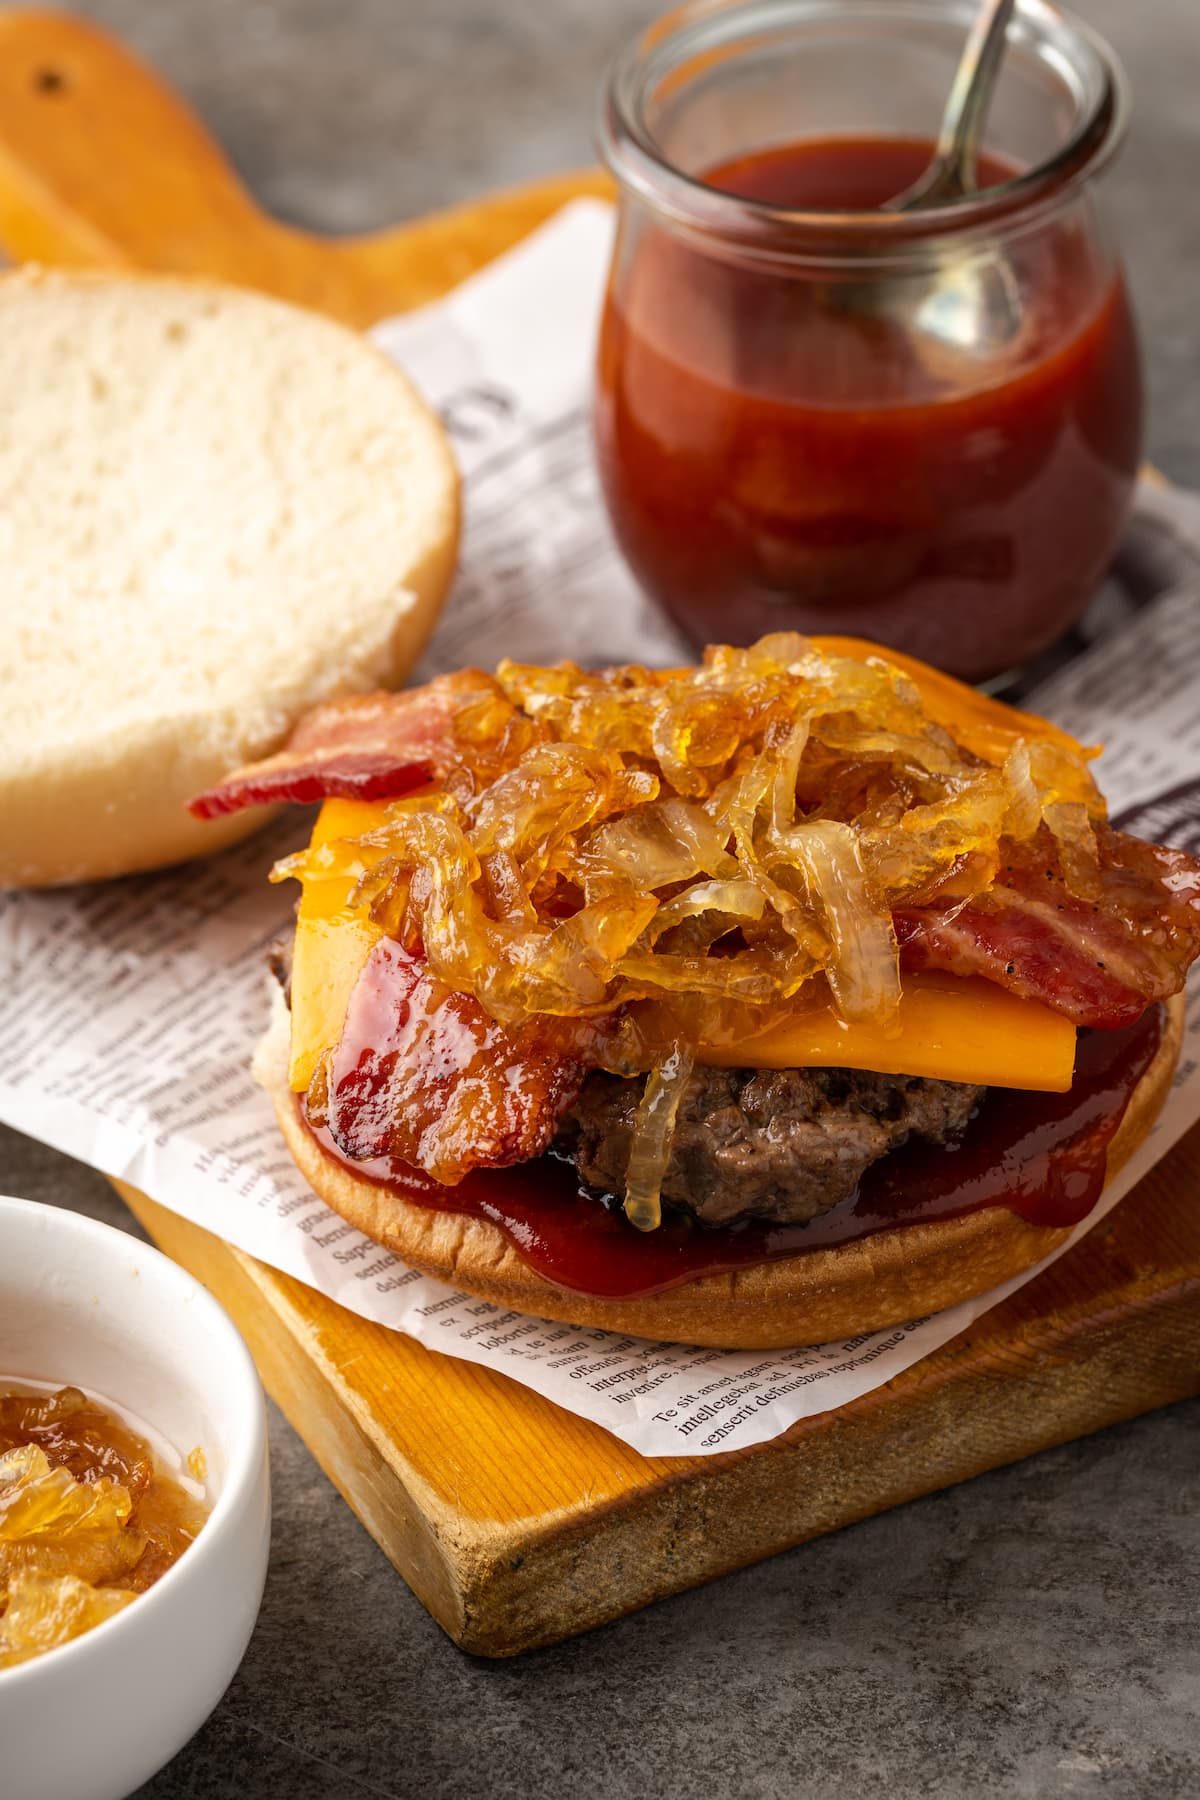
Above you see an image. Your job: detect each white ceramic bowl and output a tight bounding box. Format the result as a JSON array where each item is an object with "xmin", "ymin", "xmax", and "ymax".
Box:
[{"xmin": 0, "ymin": 1195, "xmax": 270, "ymax": 1800}]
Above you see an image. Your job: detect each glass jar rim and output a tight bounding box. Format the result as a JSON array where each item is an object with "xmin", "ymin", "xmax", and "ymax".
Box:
[{"xmin": 598, "ymin": 0, "xmax": 1128, "ymax": 262}]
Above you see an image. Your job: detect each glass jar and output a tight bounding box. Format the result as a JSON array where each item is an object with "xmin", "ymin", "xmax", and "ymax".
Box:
[{"xmin": 595, "ymin": 0, "xmax": 1141, "ymax": 681}]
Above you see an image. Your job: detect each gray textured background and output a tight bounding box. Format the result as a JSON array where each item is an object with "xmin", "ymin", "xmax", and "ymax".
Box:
[{"xmin": 2, "ymin": 1, "xmax": 1199, "ymax": 1796}]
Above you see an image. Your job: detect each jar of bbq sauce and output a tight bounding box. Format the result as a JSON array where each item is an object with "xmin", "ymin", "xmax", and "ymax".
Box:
[{"xmin": 595, "ymin": 0, "xmax": 1141, "ymax": 681}]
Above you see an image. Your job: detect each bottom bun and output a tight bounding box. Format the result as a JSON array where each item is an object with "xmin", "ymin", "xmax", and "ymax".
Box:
[{"xmin": 260, "ymin": 992, "xmax": 1183, "ymax": 1349}]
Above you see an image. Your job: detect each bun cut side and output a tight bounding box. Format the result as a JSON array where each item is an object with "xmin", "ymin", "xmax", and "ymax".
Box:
[
  {"xmin": 0, "ymin": 273, "xmax": 458, "ymax": 888},
  {"xmin": 258, "ymin": 992, "xmax": 1183, "ymax": 1350}
]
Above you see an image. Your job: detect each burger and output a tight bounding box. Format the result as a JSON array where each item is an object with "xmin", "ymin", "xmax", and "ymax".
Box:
[{"xmin": 190, "ymin": 635, "xmax": 1200, "ymax": 1348}]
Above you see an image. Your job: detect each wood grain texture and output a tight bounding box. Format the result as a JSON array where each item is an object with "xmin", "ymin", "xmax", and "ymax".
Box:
[
  {"xmin": 0, "ymin": 8, "xmax": 611, "ymax": 323},
  {"xmin": 3, "ymin": 5, "xmax": 1196, "ymax": 1657}
]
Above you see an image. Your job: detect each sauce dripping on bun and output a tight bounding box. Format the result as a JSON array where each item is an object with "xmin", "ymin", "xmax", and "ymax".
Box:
[{"xmin": 301, "ymin": 1005, "xmax": 1161, "ymax": 1300}]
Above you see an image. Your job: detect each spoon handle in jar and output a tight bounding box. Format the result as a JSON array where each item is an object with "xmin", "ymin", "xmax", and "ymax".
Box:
[
  {"xmin": 901, "ymin": 0, "xmax": 1016, "ymax": 206},
  {"xmin": 937, "ymin": 0, "xmax": 1017, "ymax": 187}
]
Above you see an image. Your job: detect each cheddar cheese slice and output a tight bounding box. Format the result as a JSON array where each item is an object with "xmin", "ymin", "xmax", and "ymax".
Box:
[
  {"xmin": 694, "ymin": 970, "xmax": 1075, "ymax": 1092},
  {"xmin": 288, "ymin": 797, "xmax": 385, "ymax": 1091}
]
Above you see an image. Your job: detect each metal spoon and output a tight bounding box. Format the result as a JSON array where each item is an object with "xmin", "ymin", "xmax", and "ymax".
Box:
[
  {"xmin": 888, "ymin": 0, "xmax": 1017, "ymax": 212},
  {"xmin": 817, "ymin": 0, "xmax": 1022, "ymax": 354},
  {"xmin": 844, "ymin": 0, "xmax": 1022, "ymax": 357}
]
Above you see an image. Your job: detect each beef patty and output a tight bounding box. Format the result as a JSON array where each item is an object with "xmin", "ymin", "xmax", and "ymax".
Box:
[{"xmin": 559, "ymin": 1066, "xmax": 983, "ymax": 1228}]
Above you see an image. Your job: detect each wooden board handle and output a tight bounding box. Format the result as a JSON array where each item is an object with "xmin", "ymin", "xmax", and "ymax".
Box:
[
  {"xmin": 0, "ymin": 10, "xmax": 280, "ymax": 271},
  {"xmin": 0, "ymin": 9, "xmax": 611, "ymax": 324}
]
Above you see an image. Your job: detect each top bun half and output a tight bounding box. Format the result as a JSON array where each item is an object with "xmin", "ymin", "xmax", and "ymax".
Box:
[{"xmin": 0, "ymin": 271, "xmax": 459, "ymax": 887}]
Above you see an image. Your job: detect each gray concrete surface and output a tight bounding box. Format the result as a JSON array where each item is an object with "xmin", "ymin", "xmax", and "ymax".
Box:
[{"xmin": 2, "ymin": 1, "xmax": 1198, "ymax": 1795}]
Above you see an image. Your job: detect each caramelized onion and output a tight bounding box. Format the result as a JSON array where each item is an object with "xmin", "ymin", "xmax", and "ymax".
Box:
[{"xmin": 623, "ymin": 1044, "xmax": 695, "ymax": 1231}]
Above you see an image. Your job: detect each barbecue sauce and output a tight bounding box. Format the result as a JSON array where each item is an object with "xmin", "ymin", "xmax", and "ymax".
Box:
[
  {"xmin": 595, "ymin": 135, "xmax": 1142, "ymax": 680},
  {"xmin": 304, "ymin": 1004, "xmax": 1162, "ymax": 1301}
]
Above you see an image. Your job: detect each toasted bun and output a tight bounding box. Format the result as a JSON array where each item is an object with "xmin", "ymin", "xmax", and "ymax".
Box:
[
  {"xmin": 0, "ymin": 271, "xmax": 459, "ymax": 888},
  {"xmin": 258, "ymin": 992, "xmax": 1183, "ymax": 1349}
]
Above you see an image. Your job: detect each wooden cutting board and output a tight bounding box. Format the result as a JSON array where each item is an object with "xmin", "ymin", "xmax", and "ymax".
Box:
[{"xmin": 6, "ymin": 8, "xmax": 1199, "ymax": 1658}]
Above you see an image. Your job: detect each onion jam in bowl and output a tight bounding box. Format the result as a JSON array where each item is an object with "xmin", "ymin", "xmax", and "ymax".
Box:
[{"xmin": 0, "ymin": 1195, "xmax": 269, "ymax": 1800}]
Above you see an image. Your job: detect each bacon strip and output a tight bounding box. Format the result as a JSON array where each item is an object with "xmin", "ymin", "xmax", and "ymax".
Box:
[
  {"xmin": 188, "ymin": 673, "xmax": 494, "ymax": 819},
  {"xmin": 190, "ymin": 750, "xmax": 434, "ymax": 817},
  {"xmin": 897, "ymin": 828, "xmax": 1200, "ymax": 1029},
  {"xmin": 317, "ymin": 938, "xmax": 599, "ymax": 1186}
]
